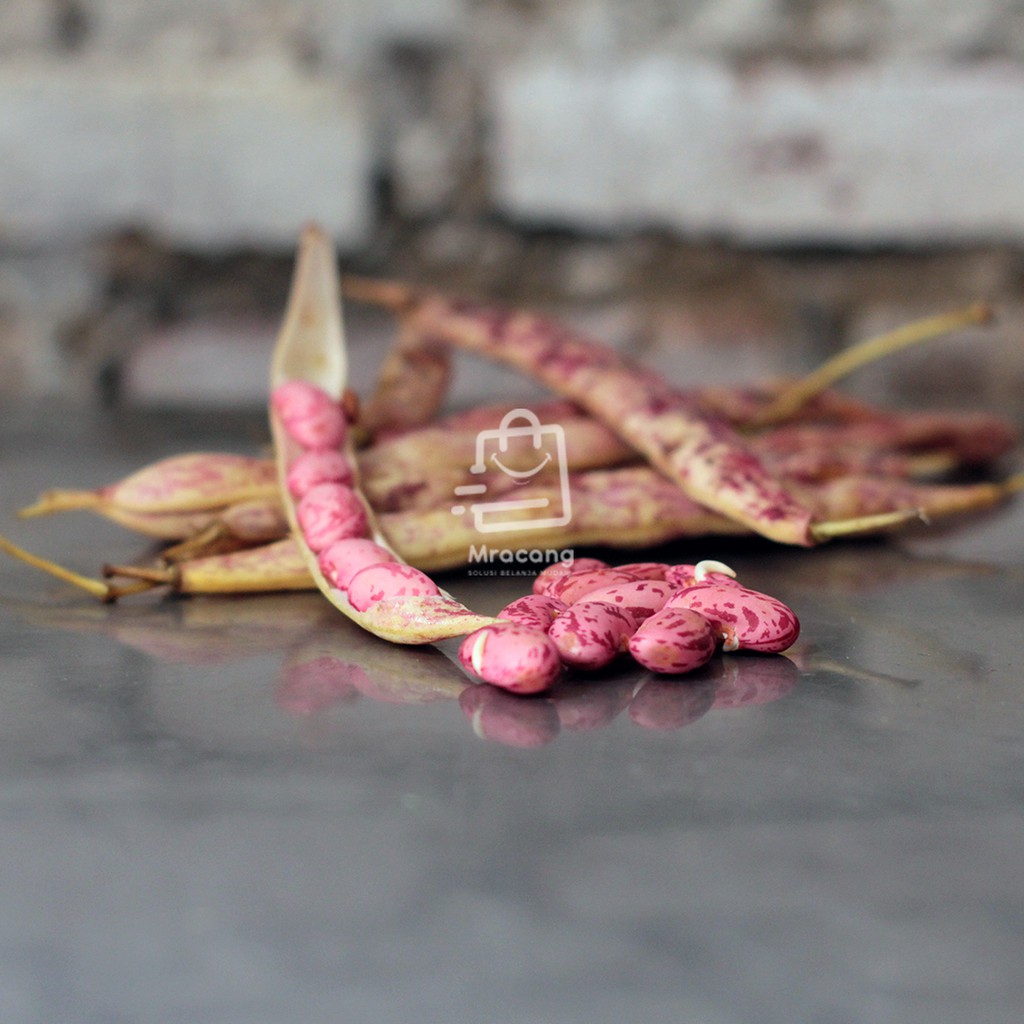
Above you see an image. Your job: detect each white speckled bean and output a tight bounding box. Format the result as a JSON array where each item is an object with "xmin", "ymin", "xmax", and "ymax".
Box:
[
  {"xmin": 286, "ymin": 449, "xmax": 354, "ymax": 498},
  {"xmin": 498, "ymin": 593, "xmax": 568, "ymax": 632},
  {"xmin": 669, "ymin": 583, "xmax": 800, "ymax": 653},
  {"xmin": 547, "ymin": 600, "xmax": 636, "ymax": 670},
  {"xmin": 347, "ymin": 562, "xmax": 441, "ymax": 612},
  {"xmin": 318, "ymin": 538, "xmax": 397, "ymax": 592},
  {"xmin": 627, "ymin": 606, "xmax": 717, "ymax": 675},
  {"xmin": 272, "ymin": 379, "xmax": 348, "ymax": 450},
  {"xmin": 548, "ymin": 568, "xmax": 640, "ymax": 605},
  {"xmin": 577, "ymin": 579, "xmax": 674, "ymax": 628},
  {"xmin": 458, "ymin": 622, "xmax": 562, "ymax": 694},
  {"xmin": 532, "ymin": 557, "xmax": 609, "ymax": 596},
  {"xmin": 295, "ymin": 482, "xmax": 369, "ymax": 552}
]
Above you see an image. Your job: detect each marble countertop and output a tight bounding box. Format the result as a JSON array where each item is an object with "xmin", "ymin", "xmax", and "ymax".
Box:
[{"xmin": 1, "ymin": 404, "xmax": 1022, "ymax": 1024}]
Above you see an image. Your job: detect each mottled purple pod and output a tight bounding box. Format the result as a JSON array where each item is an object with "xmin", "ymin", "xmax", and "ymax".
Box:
[
  {"xmin": 271, "ymin": 379, "xmax": 348, "ymax": 450},
  {"xmin": 627, "ymin": 606, "xmax": 717, "ymax": 675},
  {"xmin": 458, "ymin": 622, "xmax": 563, "ymax": 694},
  {"xmin": 669, "ymin": 583, "xmax": 800, "ymax": 653},
  {"xmin": 498, "ymin": 593, "xmax": 568, "ymax": 632},
  {"xmin": 547, "ymin": 600, "xmax": 636, "ymax": 670},
  {"xmin": 286, "ymin": 449, "xmax": 354, "ymax": 498},
  {"xmin": 548, "ymin": 568, "xmax": 640, "ymax": 605},
  {"xmin": 577, "ymin": 579, "xmax": 674, "ymax": 628},
  {"xmin": 295, "ymin": 482, "xmax": 369, "ymax": 552},
  {"xmin": 347, "ymin": 562, "xmax": 441, "ymax": 612},
  {"xmin": 317, "ymin": 537, "xmax": 397, "ymax": 592},
  {"xmin": 532, "ymin": 557, "xmax": 610, "ymax": 596}
]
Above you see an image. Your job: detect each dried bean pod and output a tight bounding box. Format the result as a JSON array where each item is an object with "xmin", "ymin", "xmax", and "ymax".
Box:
[
  {"xmin": 577, "ymin": 579, "xmax": 674, "ymax": 628},
  {"xmin": 669, "ymin": 583, "xmax": 800, "ymax": 653},
  {"xmin": 317, "ymin": 538, "xmax": 397, "ymax": 592},
  {"xmin": 498, "ymin": 593, "xmax": 568, "ymax": 632},
  {"xmin": 295, "ymin": 482, "xmax": 369, "ymax": 552},
  {"xmin": 532, "ymin": 557, "xmax": 609, "ymax": 596},
  {"xmin": 271, "ymin": 379, "xmax": 348, "ymax": 450},
  {"xmin": 347, "ymin": 563, "xmax": 441, "ymax": 613},
  {"xmin": 269, "ymin": 227, "xmax": 502, "ymax": 645},
  {"xmin": 547, "ymin": 600, "xmax": 636, "ymax": 670},
  {"xmin": 458, "ymin": 622, "xmax": 563, "ymax": 694},
  {"xmin": 548, "ymin": 568, "xmax": 640, "ymax": 605},
  {"xmin": 628, "ymin": 606, "xmax": 718, "ymax": 675}
]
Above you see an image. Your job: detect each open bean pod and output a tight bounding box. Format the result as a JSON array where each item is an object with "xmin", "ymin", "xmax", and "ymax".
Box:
[{"xmin": 269, "ymin": 225, "xmax": 498, "ymax": 645}]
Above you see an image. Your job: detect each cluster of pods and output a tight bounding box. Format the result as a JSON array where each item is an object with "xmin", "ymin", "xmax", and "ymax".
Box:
[
  {"xmin": 3, "ymin": 226, "xmax": 1019, "ymax": 707},
  {"xmin": 461, "ymin": 557, "xmax": 798, "ymax": 694},
  {"xmin": 274, "ymin": 371, "xmax": 798, "ymax": 696}
]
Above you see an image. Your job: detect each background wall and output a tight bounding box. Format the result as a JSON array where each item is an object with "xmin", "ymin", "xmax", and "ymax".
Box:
[{"xmin": 3, "ymin": 0, "xmax": 1024, "ymax": 410}]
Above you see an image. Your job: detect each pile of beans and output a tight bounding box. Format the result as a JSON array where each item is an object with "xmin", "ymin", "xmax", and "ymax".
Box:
[{"xmin": 461, "ymin": 557, "xmax": 799, "ymax": 693}]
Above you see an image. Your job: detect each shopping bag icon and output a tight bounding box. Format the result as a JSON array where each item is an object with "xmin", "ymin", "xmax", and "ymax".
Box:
[{"xmin": 452, "ymin": 408, "xmax": 572, "ymax": 533}]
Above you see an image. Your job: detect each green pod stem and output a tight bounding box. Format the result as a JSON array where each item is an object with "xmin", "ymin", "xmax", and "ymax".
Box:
[{"xmin": 270, "ymin": 225, "xmax": 498, "ymax": 645}]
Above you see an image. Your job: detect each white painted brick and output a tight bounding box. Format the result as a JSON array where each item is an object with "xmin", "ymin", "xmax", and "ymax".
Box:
[
  {"xmin": 0, "ymin": 58, "xmax": 373, "ymax": 249},
  {"xmin": 491, "ymin": 57, "xmax": 1024, "ymax": 245}
]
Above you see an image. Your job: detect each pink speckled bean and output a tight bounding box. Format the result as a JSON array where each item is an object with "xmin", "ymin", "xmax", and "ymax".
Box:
[
  {"xmin": 347, "ymin": 562, "xmax": 441, "ymax": 612},
  {"xmin": 548, "ymin": 600, "xmax": 636, "ymax": 670},
  {"xmin": 318, "ymin": 537, "xmax": 397, "ymax": 592},
  {"xmin": 669, "ymin": 583, "xmax": 800, "ymax": 654},
  {"xmin": 271, "ymin": 380, "xmax": 348, "ymax": 450},
  {"xmin": 664, "ymin": 560, "xmax": 742, "ymax": 590},
  {"xmin": 286, "ymin": 449, "xmax": 354, "ymax": 498},
  {"xmin": 458, "ymin": 622, "xmax": 562, "ymax": 694},
  {"xmin": 548, "ymin": 568, "xmax": 640, "ymax": 605},
  {"xmin": 627, "ymin": 606, "xmax": 717, "ymax": 675},
  {"xmin": 532, "ymin": 557, "xmax": 609, "ymax": 596},
  {"xmin": 613, "ymin": 561, "xmax": 670, "ymax": 581},
  {"xmin": 498, "ymin": 593, "xmax": 568, "ymax": 632},
  {"xmin": 577, "ymin": 579, "xmax": 674, "ymax": 628},
  {"xmin": 295, "ymin": 482, "xmax": 369, "ymax": 552}
]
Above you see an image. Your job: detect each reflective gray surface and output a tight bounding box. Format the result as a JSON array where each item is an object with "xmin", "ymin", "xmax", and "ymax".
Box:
[{"xmin": 1, "ymin": 405, "xmax": 1023, "ymax": 1024}]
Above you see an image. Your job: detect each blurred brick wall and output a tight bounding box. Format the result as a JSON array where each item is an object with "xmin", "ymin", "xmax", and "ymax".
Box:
[{"xmin": 3, "ymin": 0, "xmax": 1024, "ymax": 409}]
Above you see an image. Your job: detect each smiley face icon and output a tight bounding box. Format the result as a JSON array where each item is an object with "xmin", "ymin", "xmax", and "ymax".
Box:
[{"xmin": 452, "ymin": 408, "xmax": 573, "ymax": 533}]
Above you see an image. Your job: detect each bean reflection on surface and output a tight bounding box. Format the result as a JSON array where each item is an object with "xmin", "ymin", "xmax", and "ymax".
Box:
[{"xmin": 459, "ymin": 684, "xmax": 561, "ymax": 748}]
